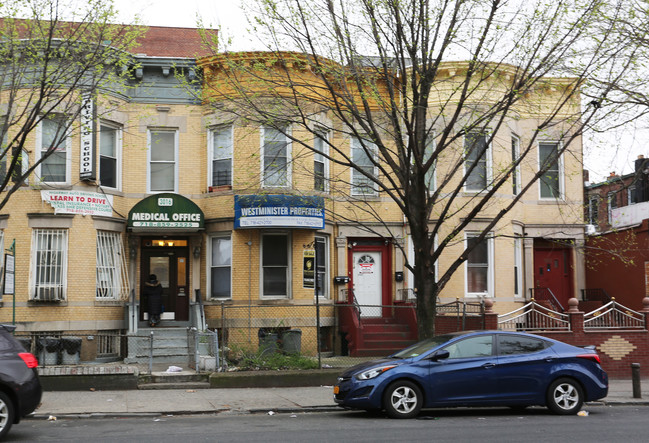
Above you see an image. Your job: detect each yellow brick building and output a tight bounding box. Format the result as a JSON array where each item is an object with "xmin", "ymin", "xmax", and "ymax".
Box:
[{"xmin": 0, "ymin": 28, "xmax": 586, "ymax": 361}]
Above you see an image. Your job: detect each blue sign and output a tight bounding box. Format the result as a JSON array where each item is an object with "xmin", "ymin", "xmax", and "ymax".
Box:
[{"xmin": 234, "ymin": 195, "xmax": 325, "ymax": 229}]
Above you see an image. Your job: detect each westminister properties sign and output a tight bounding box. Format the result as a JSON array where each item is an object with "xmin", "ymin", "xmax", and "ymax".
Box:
[
  {"xmin": 234, "ymin": 195, "xmax": 324, "ymax": 229},
  {"xmin": 127, "ymin": 193, "xmax": 204, "ymax": 230}
]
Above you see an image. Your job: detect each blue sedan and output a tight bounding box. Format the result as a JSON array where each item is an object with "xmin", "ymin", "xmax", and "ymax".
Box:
[{"xmin": 334, "ymin": 331, "xmax": 608, "ymax": 418}]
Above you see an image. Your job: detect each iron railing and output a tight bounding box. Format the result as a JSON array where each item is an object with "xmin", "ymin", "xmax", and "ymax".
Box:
[
  {"xmin": 584, "ymin": 300, "xmax": 645, "ymax": 330},
  {"xmin": 529, "ymin": 288, "xmax": 565, "ymax": 312},
  {"xmin": 498, "ymin": 300, "xmax": 570, "ymax": 331}
]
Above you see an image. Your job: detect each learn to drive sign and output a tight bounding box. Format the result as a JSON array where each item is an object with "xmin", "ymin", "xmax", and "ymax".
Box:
[
  {"xmin": 234, "ymin": 195, "xmax": 324, "ymax": 229},
  {"xmin": 41, "ymin": 190, "xmax": 113, "ymax": 216}
]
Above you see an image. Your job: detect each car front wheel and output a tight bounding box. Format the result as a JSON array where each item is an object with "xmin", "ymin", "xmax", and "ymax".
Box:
[
  {"xmin": 0, "ymin": 391, "xmax": 15, "ymax": 439},
  {"xmin": 383, "ymin": 380, "xmax": 423, "ymax": 419},
  {"xmin": 547, "ymin": 378, "xmax": 583, "ymax": 415}
]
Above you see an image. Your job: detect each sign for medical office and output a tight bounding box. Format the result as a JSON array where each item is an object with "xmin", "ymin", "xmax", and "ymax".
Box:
[
  {"xmin": 79, "ymin": 93, "xmax": 96, "ymax": 181},
  {"xmin": 42, "ymin": 190, "xmax": 113, "ymax": 217},
  {"xmin": 127, "ymin": 193, "xmax": 205, "ymax": 230},
  {"xmin": 234, "ymin": 195, "xmax": 325, "ymax": 229}
]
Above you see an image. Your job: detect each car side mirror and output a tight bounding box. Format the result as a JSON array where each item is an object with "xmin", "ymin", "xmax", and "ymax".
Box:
[{"xmin": 429, "ymin": 349, "xmax": 450, "ymax": 361}]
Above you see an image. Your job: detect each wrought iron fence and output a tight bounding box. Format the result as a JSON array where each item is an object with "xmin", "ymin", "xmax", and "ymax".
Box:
[
  {"xmin": 584, "ymin": 300, "xmax": 646, "ymax": 330},
  {"xmin": 498, "ymin": 301, "xmax": 570, "ymax": 331}
]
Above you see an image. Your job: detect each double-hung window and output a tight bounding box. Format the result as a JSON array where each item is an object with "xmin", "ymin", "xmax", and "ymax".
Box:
[
  {"xmin": 262, "ymin": 126, "xmax": 290, "ymax": 187},
  {"xmin": 32, "ymin": 229, "xmax": 68, "ymax": 301},
  {"xmin": 512, "ymin": 135, "xmax": 521, "ymax": 195},
  {"xmin": 315, "ymin": 236, "xmax": 329, "ymax": 298},
  {"xmin": 210, "ymin": 235, "xmax": 232, "ymax": 299},
  {"xmin": 628, "ymin": 186, "xmax": 637, "ymax": 205},
  {"xmin": 465, "ymin": 233, "xmax": 493, "ymax": 297},
  {"xmin": 96, "ymin": 231, "xmax": 128, "ymax": 300},
  {"xmin": 464, "ymin": 132, "xmax": 489, "ymax": 191},
  {"xmin": 539, "ymin": 142, "xmax": 562, "ymax": 199},
  {"xmin": 588, "ymin": 195, "xmax": 599, "ymax": 225},
  {"xmin": 607, "ymin": 192, "xmax": 618, "ymax": 222},
  {"xmin": 39, "ymin": 115, "xmax": 69, "ymax": 183},
  {"xmin": 314, "ymin": 131, "xmax": 328, "ymax": 192},
  {"xmin": 148, "ymin": 129, "xmax": 177, "ymax": 192},
  {"xmin": 261, "ymin": 232, "xmax": 290, "ymax": 298},
  {"xmin": 210, "ymin": 126, "xmax": 233, "ymax": 187},
  {"xmin": 351, "ymin": 136, "xmax": 378, "ymax": 196},
  {"xmin": 99, "ymin": 123, "xmax": 121, "ymax": 189}
]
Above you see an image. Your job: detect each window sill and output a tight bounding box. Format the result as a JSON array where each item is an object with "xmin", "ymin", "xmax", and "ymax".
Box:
[
  {"xmin": 94, "ymin": 300, "xmax": 124, "ymax": 306},
  {"xmin": 536, "ymin": 198, "xmax": 566, "ymax": 205},
  {"xmin": 28, "ymin": 299, "xmax": 68, "ymax": 307},
  {"xmin": 208, "ymin": 185, "xmax": 232, "ymax": 193}
]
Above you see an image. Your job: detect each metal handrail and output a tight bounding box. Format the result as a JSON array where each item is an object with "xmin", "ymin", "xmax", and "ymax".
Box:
[
  {"xmin": 498, "ymin": 300, "xmax": 569, "ymax": 331},
  {"xmin": 581, "ymin": 288, "xmax": 612, "ymax": 304},
  {"xmin": 529, "ymin": 288, "xmax": 564, "ymax": 312}
]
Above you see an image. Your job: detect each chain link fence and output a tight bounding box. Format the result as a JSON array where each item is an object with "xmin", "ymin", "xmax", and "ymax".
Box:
[{"xmin": 12, "ymin": 301, "xmax": 487, "ymax": 372}]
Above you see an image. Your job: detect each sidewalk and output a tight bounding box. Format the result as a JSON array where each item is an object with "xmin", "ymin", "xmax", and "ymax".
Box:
[{"xmin": 32, "ymin": 378, "xmax": 649, "ymax": 418}]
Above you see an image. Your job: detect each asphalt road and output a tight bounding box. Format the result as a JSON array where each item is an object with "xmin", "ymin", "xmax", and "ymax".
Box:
[{"xmin": 7, "ymin": 405, "xmax": 646, "ymax": 442}]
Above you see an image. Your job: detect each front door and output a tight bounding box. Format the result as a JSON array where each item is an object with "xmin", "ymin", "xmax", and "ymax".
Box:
[
  {"xmin": 533, "ymin": 248, "xmax": 571, "ymax": 310},
  {"xmin": 352, "ymin": 251, "xmax": 382, "ymax": 317},
  {"xmin": 140, "ymin": 239, "xmax": 189, "ymax": 322}
]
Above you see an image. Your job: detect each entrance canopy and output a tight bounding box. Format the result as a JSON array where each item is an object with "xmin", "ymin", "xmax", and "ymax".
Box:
[{"xmin": 127, "ymin": 193, "xmax": 205, "ymax": 232}]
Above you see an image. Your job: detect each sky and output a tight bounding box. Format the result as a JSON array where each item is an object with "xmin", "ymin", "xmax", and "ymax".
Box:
[{"xmin": 109, "ymin": 0, "xmax": 643, "ymax": 183}]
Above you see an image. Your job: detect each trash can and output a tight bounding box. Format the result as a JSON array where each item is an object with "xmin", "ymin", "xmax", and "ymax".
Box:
[
  {"xmin": 17, "ymin": 337, "xmax": 32, "ymax": 353},
  {"xmin": 61, "ymin": 337, "xmax": 82, "ymax": 364},
  {"xmin": 281, "ymin": 329, "xmax": 302, "ymax": 354},
  {"xmin": 258, "ymin": 329, "xmax": 278, "ymax": 356},
  {"xmin": 38, "ymin": 337, "xmax": 60, "ymax": 366}
]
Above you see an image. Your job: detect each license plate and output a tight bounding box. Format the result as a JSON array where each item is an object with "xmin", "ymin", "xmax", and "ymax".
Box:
[{"xmin": 333, "ymin": 386, "xmax": 340, "ymax": 394}]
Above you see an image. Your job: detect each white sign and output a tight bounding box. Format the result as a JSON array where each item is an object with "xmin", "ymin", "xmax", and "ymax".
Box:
[
  {"xmin": 3, "ymin": 254, "xmax": 14, "ymax": 295},
  {"xmin": 41, "ymin": 190, "xmax": 113, "ymax": 217},
  {"xmin": 79, "ymin": 94, "xmax": 96, "ymax": 180}
]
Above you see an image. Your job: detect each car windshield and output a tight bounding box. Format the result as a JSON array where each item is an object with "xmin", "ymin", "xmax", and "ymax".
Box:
[{"xmin": 392, "ymin": 334, "xmax": 458, "ymax": 358}]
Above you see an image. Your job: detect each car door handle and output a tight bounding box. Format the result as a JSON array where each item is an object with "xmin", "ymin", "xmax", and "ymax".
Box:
[
  {"xmin": 482, "ymin": 363, "xmax": 496, "ymax": 369},
  {"xmin": 544, "ymin": 357, "xmax": 555, "ymax": 362}
]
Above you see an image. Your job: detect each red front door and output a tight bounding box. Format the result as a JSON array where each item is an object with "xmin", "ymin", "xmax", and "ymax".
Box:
[{"xmin": 533, "ymin": 248, "xmax": 572, "ymax": 310}]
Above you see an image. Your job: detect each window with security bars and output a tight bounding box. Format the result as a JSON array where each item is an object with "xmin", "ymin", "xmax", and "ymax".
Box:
[
  {"xmin": 32, "ymin": 229, "xmax": 67, "ymax": 301},
  {"xmin": 96, "ymin": 231, "xmax": 130, "ymax": 300},
  {"xmin": 96, "ymin": 332, "xmax": 120, "ymax": 358}
]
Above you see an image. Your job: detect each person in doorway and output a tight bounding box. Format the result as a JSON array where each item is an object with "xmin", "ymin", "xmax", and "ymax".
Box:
[{"xmin": 144, "ymin": 274, "xmax": 163, "ymax": 327}]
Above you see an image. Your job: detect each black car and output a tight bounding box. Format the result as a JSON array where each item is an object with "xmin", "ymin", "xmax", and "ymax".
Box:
[{"xmin": 0, "ymin": 324, "xmax": 42, "ymax": 439}]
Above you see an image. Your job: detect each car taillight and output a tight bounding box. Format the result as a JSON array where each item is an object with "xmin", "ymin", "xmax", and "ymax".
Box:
[
  {"xmin": 577, "ymin": 353, "xmax": 601, "ymax": 364},
  {"xmin": 18, "ymin": 352, "xmax": 39, "ymax": 368}
]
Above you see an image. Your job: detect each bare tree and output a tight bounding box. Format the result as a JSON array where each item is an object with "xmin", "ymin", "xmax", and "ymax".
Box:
[
  {"xmin": 0, "ymin": 0, "xmax": 141, "ymax": 209},
  {"xmin": 200, "ymin": 0, "xmax": 638, "ymax": 338}
]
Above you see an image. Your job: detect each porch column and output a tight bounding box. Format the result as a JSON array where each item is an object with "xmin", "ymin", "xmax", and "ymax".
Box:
[
  {"xmin": 523, "ymin": 237, "xmax": 535, "ymax": 300},
  {"xmin": 573, "ymin": 238, "xmax": 586, "ymax": 300},
  {"xmin": 335, "ymin": 236, "xmax": 348, "ymax": 302}
]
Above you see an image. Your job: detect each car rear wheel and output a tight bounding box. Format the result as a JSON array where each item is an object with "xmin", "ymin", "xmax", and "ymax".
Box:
[
  {"xmin": 547, "ymin": 378, "xmax": 583, "ymax": 415},
  {"xmin": 0, "ymin": 391, "xmax": 15, "ymax": 439},
  {"xmin": 383, "ymin": 380, "xmax": 422, "ymax": 419}
]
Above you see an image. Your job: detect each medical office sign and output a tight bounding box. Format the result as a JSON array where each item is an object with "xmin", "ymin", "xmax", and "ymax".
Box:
[{"xmin": 127, "ymin": 193, "xmax": 205, "ymax": 230}]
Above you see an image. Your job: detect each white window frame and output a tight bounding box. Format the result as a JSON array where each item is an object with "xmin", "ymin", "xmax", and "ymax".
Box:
[
  {"xmin": 464, "ymin": 232, "xmax": 494, "ymax": 298},
  {"xmin": 147, "ymin": 128, "xmax": 178, "ymax": 193},
  {"xmin": 351, "ymin": 136, "xmax": 379, "ymax": 196},
  {"xmin": 260, "ymin": 232, "xmax": 291, "ymax": 299},
  {"xmin": 514, "ymin": 236, "xmax": 523, "ymax": 298},
  {"xmin": 588, "ymin": 195, "xmax": 599, "ymax": 225},
  {"xmin": 464, "ymin": 132, "xmax": 492, "ymax": 192},
  {"xmin": 628, "ymin": 186, "xmax": 637, "ymax": 205},
  {"xmin": 512, "ymin": 134, "xmax": 521, "ymax": 195},
  {"xmin": 96, "ymin": 231, "xmax": 129, "ymax": 300},
  {"xmin": 36, "ymin": 115, "xmax": 71, "ymax": 185},
  {"xmin": 607, "ymin": 191, "xmax": 617, "ymax": 222},
  {"xmin": 314, "ymin": 130, "xmax": 329, "ymax": 193},
  {"xmin": 208, "ymin": 125, "xmax": 233, "ymax": 188},
  {"xmin": 538, "ymin": 141, "xmax": 564, "ymax": 199},
  {"xmin": 261, "ymin": 126, "xmax": 291, "ymax": 188},
  {"xmin": 315, "ymin": 235, "xmax": 329, "ymax": 299},
  {"xmin": 208, "ymin": 234, "xmax": 232, "ymax": 300},
  {"xmin": 30, "ymin": 228, "xmax": 68, "ymax": 301},
  {"xmin": 99, "ymin": 122, "xmax": 122, "ymax": 190}
]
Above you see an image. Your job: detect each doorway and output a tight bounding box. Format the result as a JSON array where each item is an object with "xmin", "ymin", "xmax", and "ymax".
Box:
[
  {"xmin": 533, "ymin": 247, "xmax": 572, "ymax": 310},
  {"xmin": 140, "ymin": 238, "xmax": 190, "ymax": 323},
  {"xmin": 348, "ymin": 241, "xmax": 392, "ymax": 318}
]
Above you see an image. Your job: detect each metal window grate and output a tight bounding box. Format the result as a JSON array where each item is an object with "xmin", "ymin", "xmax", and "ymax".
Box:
[
  {"xmin": 96, "ymin": 333, "xmax": 120, "ymax": 357},
  {"xmin": 32, "ymin": 229, "xmax": 67, "ymax": 301},
  {"xmin": 96, "ymin": 231, "xmax": 130, "ymax": 300}
]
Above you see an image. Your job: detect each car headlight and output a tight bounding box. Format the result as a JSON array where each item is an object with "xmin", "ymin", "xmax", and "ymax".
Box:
[{"xmin": 356, "ymin": 365, "xmax": 397, "ymax": 380}]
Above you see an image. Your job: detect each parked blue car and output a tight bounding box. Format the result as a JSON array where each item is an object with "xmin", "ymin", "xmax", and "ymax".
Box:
[{"xmin": 334, "ymin": 330, "xmax": 608, "ymax": 418}]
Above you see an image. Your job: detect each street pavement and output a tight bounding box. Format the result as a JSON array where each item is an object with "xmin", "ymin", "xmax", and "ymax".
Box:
[{"xmin": 33, "ymin": 378, "xmax": 649, "ymax": 419}]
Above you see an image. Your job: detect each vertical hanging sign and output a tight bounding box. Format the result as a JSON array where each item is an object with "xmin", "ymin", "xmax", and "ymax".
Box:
[{"xmin": 79, "ymin": 93, "xmax": 96, "ymax": 181}]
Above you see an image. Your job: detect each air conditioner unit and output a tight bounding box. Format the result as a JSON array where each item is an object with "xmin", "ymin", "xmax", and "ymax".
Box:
[
  {"xmin": 585, "ymin": 224, "xmax": 597, "ymax": 235},
  {"xmin": 33, "ymin": 286, "xmax": 64, "ymax": 302}
]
